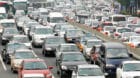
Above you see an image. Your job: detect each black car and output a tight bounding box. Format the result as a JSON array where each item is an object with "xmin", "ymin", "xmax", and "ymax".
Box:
[
  {"xmin": 1, "ymin": 28, "xmax": 19, "ymax": 45},
  {"xmin": 1, "ymin": 42, "xmax": 30, "ymax": 64},
  {"xmin": 42, "ymin": 36, "xmax": 65, "ymax": 56},
  {"xmin": 56, "ymin": 52, "xmax": 87, "ymax": 78},
  {"xmin": 95, "ymin": 42, "xmax": 132, "ymax": 76}
]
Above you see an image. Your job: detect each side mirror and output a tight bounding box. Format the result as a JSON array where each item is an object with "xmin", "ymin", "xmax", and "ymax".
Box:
[
  {"xmin": 104, "ymin": 73, "xmax": 108, "ymax": 76},
  {"xmin": 54, "ymin": 33, "xmax": 58, "ymax": 36},
  {"xmin": 48, "ymin": 66, "xmax": 53, "ymax": 69},
  {"xmin": 129, "ymin": 53, "xmax": 133, "ymax": 57}
]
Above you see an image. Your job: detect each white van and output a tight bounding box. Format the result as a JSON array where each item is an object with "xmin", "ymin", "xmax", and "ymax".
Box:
[
  {"xmin": 46, "ymin": 12, "xmax": 65, "ymax": 27},
  {"xmin": 109, "ymin": 14, "xmax": 127, "ymax": 26},
  {"xmin": 0, "ymin": 7, "xmax": 7, "ymax": 19}
]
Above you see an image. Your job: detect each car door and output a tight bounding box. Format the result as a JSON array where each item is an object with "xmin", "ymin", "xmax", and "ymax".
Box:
[{"xmin": 97, "ymin": 46, "xmax": 105, "ymax": 68}]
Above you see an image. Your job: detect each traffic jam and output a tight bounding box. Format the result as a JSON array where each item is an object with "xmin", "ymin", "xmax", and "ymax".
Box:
[{"xmin": 0, "ymin": 0, "xmax": 140, "ymax": 78}]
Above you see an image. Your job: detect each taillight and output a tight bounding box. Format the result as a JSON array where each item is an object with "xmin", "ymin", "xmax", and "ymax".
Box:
[
  {"xmin": 115, "ymin": 33, "xmax": 119, "ymax": 36},
  {"xmin": 46, "ymin": 73, "xmax": 52, "ymax": 78},
  {"xmin": 105, "ymin": 32, "xmax": 108, "ymax": 35},
  {"xmin": 130, "ymin": 43, "xmax": 135, "ymax": 48}
]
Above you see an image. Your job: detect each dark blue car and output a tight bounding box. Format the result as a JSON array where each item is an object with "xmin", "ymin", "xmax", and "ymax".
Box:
[{"xmin": 95, "ymin": 42, "xmax": 132, "ymax": 76}]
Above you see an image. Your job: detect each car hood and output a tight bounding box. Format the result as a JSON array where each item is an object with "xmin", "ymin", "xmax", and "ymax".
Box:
[
  {"xmin": 22, "ymin": 69, "xmax": 50, "ymax": 74},
  {"xmin": 77, "ymin": 76, "xmax": 105, "ymax": 78},
  {"xmin": 45, "ymin": 44, "xmax": 59, "ymax": 48},
  {"xmin": 61, "ymin": 61, "xmax": 87, "ymax": 66},
  {"xmin": 123, "ymin": 71, "xmax": 140, "ymax": 77},
  {"xmin": 34, "ymin": 34, "xmax": 53, "ymax": 39},
  {"xmin": 106, "ymin": 58, "xmax": 130, "ymax": 66},
  {"xmin": 13, "ymin": 59, "xmax": 23, "ymax": 64}
]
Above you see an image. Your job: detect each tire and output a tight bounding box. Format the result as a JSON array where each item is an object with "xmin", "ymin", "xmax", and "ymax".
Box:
[
  {"xmin": 11, "ymin": 67, "xmax": 16, "ymax": 73},
  {"xmin": 60, "ymin": 70, "xmax": 64, "ymax": 78},
  {"xmin": 5, "ymin": 59, "xmax": 10, "ymax": 64},
  {"xmin": 42, "ymin": 50, "xmax": 47, "ymax": 57}
]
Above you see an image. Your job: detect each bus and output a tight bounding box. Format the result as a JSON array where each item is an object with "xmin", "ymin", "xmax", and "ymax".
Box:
[
  {"xmin": 13, "ymin": 0, "xmax": 28, "ymax": 14},
  {"xmin": 109, "ymin": 14, "xmax": 127, "ymax": 26}
]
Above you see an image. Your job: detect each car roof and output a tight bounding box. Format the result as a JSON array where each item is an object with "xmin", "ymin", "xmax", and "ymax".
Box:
[
  {"xmin": 0, "ymin": 19, "xmax": 15, "ymax": 23},
  {"xmin": 102, "ymin": 42, "xmax": 126, "ymax": 48},
  {"xmin": 123, "ymin": 60, "xmax": 140, "ymax": 64},
  {"xmin": 13, "ymin": 35, "xmax": 27, "ymax": 37},
  {"xmin": 62, "ymin": 52, "xmax": 82, "ymax": 55},
  {"xmin": 78, "ymin": 64, "xmax": 100, "ymax": 68},
  {"xmin": 87, "ymin": 39, "xmax": 102, "ymax": 42},
  {"xmin": 15, "ymin": 49, "xmax": 32, "ymax": 52},
  {"xmin": 23, "ymin": 59, "xmax": 44, "ymax": 62},
  {"xmin": 60, "ymin": 43, "xmax": 76, "ymax": 46}
]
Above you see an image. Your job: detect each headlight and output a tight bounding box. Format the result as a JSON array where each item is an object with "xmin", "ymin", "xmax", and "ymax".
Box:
[
  {"xmin": 2, "ymin": 37, "xmax": 6, "ymax": 40},
  {"xmin": 46, "ymin": 47, "xmax": 52, "ymax": 50},
  {"xmin": 106, "ymin": 64, "xmax": 115, "ymax": 67},
  {"xmin": 122, "ymin": 75, "xmax": 133, "ymax": 78},
  {"xmin": 61, "ymin": 65, "xmax": 67, "ymax": 70},
  {"xmin": 14, "ymin": 62, "xmax": 20, "ymax": 67}
]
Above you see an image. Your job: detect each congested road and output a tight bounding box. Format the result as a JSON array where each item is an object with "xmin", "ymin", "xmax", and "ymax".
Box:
[
  {"xmin": 0, "ymin": 0, "xmax": 140, "ymax": 78},
  {"xmin": 0, "ymin": 44, "xmax": 59, "ymax": 78}
]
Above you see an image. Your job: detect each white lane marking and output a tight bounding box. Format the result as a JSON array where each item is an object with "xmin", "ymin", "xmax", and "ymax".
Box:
[{"xmin": 0, "ymin": 54, "xmax": 7, "ymax": 71}]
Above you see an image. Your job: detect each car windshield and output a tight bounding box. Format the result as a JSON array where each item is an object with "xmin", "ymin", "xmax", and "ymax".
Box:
[
  {"xmin": 87, "ymin": 41, "xmax": 102, "ymax": 48},
  {"xmin": 50, "ymin": 17, "xmax": 65, "ymax": 23},
  {"xmin": 23, "ymin": 77, "xmax": 45, "ymax": 78},
  {"xmin": 15, "ymin": 52, "xmax": 35, "ymax": 59},
  {"xmin": 45, "ymin": 38, "xmax": 65, "ymax": 44},
  {"xmin": 4, "ymin": 29, "xmax": 18, "ymax": 34},
  {"xmin": 7, "ymin": 43, "xmax": 28, "ymax": 52},
  {"xmin": 118, "ymin": 28, "xmax": 131, "ymax": 33},
  {"xmin": 67, "ymin": 30, "xmax": 83, "ymax": 37},
  {"xmin": 106, "ymin": 48, "xmax": 129, "ymax": 58},
  {"xmin": 35, "ymin": 28, "xmax": 53, "ymax": 34},
  {"xmin": 131, "ymin": 37, "xmax": 140, "ymax": 42},
  {"xmin": 12, "ymin": 37, "xmax": 29, "ymax": 43},
  {"xmin": 60, "ymin": 25, "xmax": 74, "ymax": 31},
  {"xmin": 123, "ymin": 63, "xmax": 140, "ymax": 71},
  {"xmin": 61, "ymin": 45, "xmax": 79, "ymax": 52},
  {"xmin": 24, "ymin": 61, "xmax": 47, "ymax": 70},
  {"xmin": 78, "ymin": 68, "xmax": 104, "ymax": 76},
  {"xmin": 1, "ymin": 23, "xmax": 15, "ymax": 28},
  {"xmin": 113, "ymin": 17, "xmax": 126, "ymax": 22},
  {"xmin": 104, "ymin": 27, "xmax": 115, "ymax": 31},
  {"xmin": 63, "ymin": 54, "xmax": 85, "ymax": 61}
]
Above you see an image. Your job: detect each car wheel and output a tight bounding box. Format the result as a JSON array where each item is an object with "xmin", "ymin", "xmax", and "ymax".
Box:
[
  {"xmin": 90, "ymin": 59, "xmax": 94, "ymax": 64},
  {"xmin": 5, "ymin": 59, "xmax": 10, "ymax": 64},
  {"xmin": 11, "ymin": 67, "xmax": 16, "ymax": 73},
  {"xmin": 60, "ymin": 71, "xmax": 64, "ymax": 78},
  {"xmin": 57, "ymin": 70, "xmax": 60, "ymax": 74},
  {"xmin": 42, "ymin": 50, "xmax": 47, "ymax": 57}
]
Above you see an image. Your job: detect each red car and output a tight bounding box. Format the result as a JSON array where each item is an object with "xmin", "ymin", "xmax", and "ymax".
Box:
[{"xmin": 18, "ymin": 59, "xmax": 54, "ymax": 78}]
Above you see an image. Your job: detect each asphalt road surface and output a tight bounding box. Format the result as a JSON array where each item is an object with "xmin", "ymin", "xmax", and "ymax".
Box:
[{"xmin": 0, "ymin": 43, "xmax": 59, "ymax": 78}]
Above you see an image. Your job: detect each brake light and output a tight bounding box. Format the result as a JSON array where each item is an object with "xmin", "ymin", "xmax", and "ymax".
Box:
[
  {"xmin": 115, "ymin": 33, "xmax": 119, "ymax": 36},
  {"xmin": 105, "ymin": 32, "xmax": 108, "ymax": 35},
  {"xmin": 130, "ymin": 43, "xmax": 136, "ymax": 48},
  {"xmin": 46, "ymin": 73, "xmax": 52, "ymax": 78}
]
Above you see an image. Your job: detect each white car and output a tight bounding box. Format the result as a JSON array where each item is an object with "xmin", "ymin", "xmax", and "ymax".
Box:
[
  {"xmin": 113, "ymin": 27, "xmax": 132, "ymax": 39},
  {"xmin": 32, "ymin": 26, "xmax": 54, "ymax": 47},
  {"xmin": 127, "ymin": 36, "xmax": 140, "ymax": 48},
  {"xmin": 10, "ymin": 35, "xmax": 32, "ymax": 49},
  {"xmin": 102, "ymin": 26, "xmax": 116, "ymax": 37},
  {"xmin": 0, "ymin": 19, "xmax": 15, "ymax": 33},
  {"xmin": 116, "ymin": 60, "xmax": 140, "ymax": 78},
  {"xmin": 83, "ymin": 39, "xmax": 102, "ymax": 60},
  {"xmin": 72, "ymin": 64, "xmax": 106, "ymax": 78},
  {"xmin": 55, "ymin": 43, "xmax": 80, "ymax": 61}
]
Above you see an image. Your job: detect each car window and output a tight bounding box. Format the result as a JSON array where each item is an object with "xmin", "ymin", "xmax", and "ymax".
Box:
[{"xmin": 106, "ymin": 48, "xmax": 129, "ymax": 58}]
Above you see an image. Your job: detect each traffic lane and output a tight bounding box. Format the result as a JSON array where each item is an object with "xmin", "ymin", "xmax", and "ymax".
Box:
[
  {"xmin": 33, "ymin": 47, "xmax": 59, "ymax": 78},
  {"xmin": 68, "ymin": 20, "xmax": 140, "ymax": 59}
]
